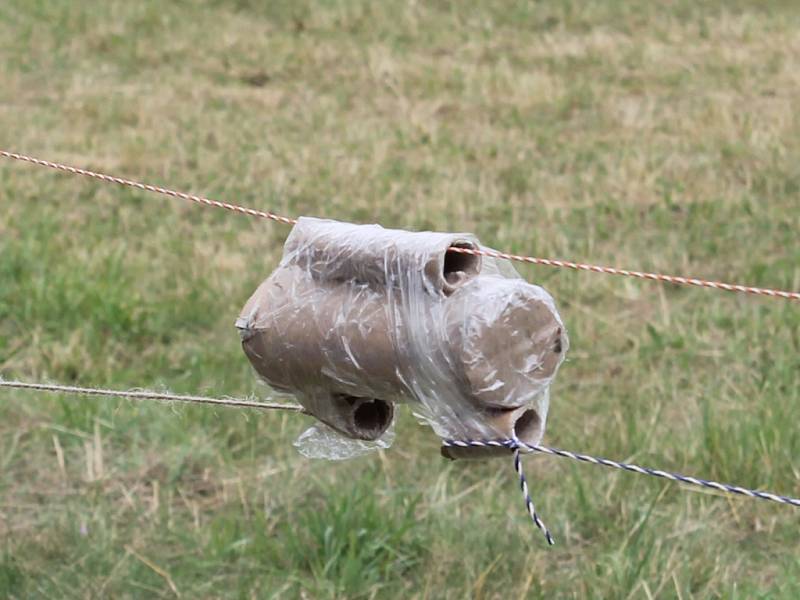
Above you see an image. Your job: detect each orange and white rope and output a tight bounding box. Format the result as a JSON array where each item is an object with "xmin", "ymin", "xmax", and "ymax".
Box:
[
  {"xmin": 2, "ymin": 149, "xmax": 798, "ymax": 302},
  {"xmin": 0, "ymin": 150, "xmax": 296, "ymax": 225},
  {"xmin": 449, "ymin": 246, "xmax": 800, "ymax": 301}
]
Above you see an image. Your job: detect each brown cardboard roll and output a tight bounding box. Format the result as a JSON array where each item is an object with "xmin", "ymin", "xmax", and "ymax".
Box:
[
  {"xmin": 283, "ymin": 217, "xmax": 482, "ymax": 295},
  {"xmin": 238, "ymin": 266, "xmax": 404, "ymax": 402},
  {"xmin": 238, "ymin": 264, "xmax": 402, "ymax": 440},
  {"xmin": 445, "ymin": 278, "xmax": 567, "ymax": 409}
]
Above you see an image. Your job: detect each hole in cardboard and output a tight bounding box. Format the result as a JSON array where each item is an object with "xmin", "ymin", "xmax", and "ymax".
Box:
[
  {"xmin": 553, "ymin": 331, "xmax": 563, "ymax": 354},
  {"xmin": 513, "ymin": 409, "xmax": 542, "ymax": 444},
  {"xmin": 353, "ymin": 398, "xmax": 393, "ymax": 436},
  {"xmin": 443, "ymin": 243, "xmax": 481, "ymax": 287}
]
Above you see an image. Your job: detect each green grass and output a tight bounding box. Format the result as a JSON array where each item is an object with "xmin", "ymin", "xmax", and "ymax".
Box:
[{"xmin": 1, "ymin": 1, "xmax": 799, "ymax": 597}]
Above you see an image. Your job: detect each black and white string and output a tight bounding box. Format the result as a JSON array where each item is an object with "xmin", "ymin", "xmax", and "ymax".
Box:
[
  {"xmin": 441, "ymin": 438, "xmax": 800, "ymax": 544},
  {"xmin": 2, "ymin": 379, "xmax": 798, "ymax": 545}
]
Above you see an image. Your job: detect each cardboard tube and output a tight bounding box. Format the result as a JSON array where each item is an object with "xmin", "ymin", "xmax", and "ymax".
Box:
[
  {"xmin": 283, "ymin": 217, "xmax": 482, "ymax": 295},
  {"xmin": 238, "ymin": 266, "xmax": 404, "ymax": 401},
  {"xmin": 446, "ymin": 279, "xmax": 568, "ymax": 409},
  {"xmin": 238, "ymin": 266, "xmax": 403, "ymax": 440}
]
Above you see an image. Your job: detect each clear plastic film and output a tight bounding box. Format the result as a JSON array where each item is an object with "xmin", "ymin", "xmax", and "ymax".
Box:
[{"xmin": 236, "ymin": 217, "xmax": 568, "ymax": 459}]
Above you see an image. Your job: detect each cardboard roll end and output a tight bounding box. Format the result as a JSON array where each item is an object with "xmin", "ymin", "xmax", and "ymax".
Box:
[
  {"xmin": 313, "ymin": 395, "xmax": 395, "ymax": 441},
  {"xmin": 440, "ymin": 406, "xmax": 542, "ymax": 460},
  {"xmin": 450, "ymin": 280, "xmax": 567, "ymax": 410}
]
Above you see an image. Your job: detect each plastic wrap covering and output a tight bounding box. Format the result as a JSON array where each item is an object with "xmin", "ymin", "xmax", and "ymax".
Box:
[
  {"xmin": 236, "ymin": 217, "xmax": 568, "ymax": 460},
  {"xmin": 294, "ymin": 422, "xmax": 396, "ymax": 461}
]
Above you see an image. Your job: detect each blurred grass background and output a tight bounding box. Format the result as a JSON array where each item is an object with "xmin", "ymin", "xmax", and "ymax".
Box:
[{"xmin": 1, "ymin": 1, "xmax": 799, "ymax": 597}]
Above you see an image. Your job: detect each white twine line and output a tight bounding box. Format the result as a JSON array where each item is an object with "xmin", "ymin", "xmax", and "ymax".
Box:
[
  {"xmin": 0, "ymin": 379, "xmax": 305, "ymax": 412},
  {"xmin": 2, "ymin": 379, "xmax": 797, "ymax": 545}
]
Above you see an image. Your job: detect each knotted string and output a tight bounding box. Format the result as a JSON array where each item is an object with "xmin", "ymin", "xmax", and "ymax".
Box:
[{"xmin": 441, "ymin": 438, "xmax": 800, "ymax": 545}]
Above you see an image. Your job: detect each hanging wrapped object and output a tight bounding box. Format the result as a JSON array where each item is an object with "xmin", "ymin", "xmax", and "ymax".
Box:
[{"xmin": 236, "ymin": 218, "xmax": 568, "ymax": 459}]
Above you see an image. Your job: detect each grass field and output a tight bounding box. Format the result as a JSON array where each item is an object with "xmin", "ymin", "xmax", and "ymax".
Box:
[{"xmin": 1, "ymin": 1, "xmax": 799, "ymax": 597}]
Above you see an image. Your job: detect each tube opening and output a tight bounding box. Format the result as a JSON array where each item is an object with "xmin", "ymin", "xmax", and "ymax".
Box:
[
  {"xmin": 551, "ymin": 327, "xmax": 564, "ymax": 354},
  {"xmin": 352, "ymin": 398, "xmax": 393, "ymax": 437},
  {"xmin": 513, "ymin": 409, "xmax": 543, "ymax": 445},
  {"xmin": 443, "ymin": 243, "xmax": 481, "ymax": 289}
]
